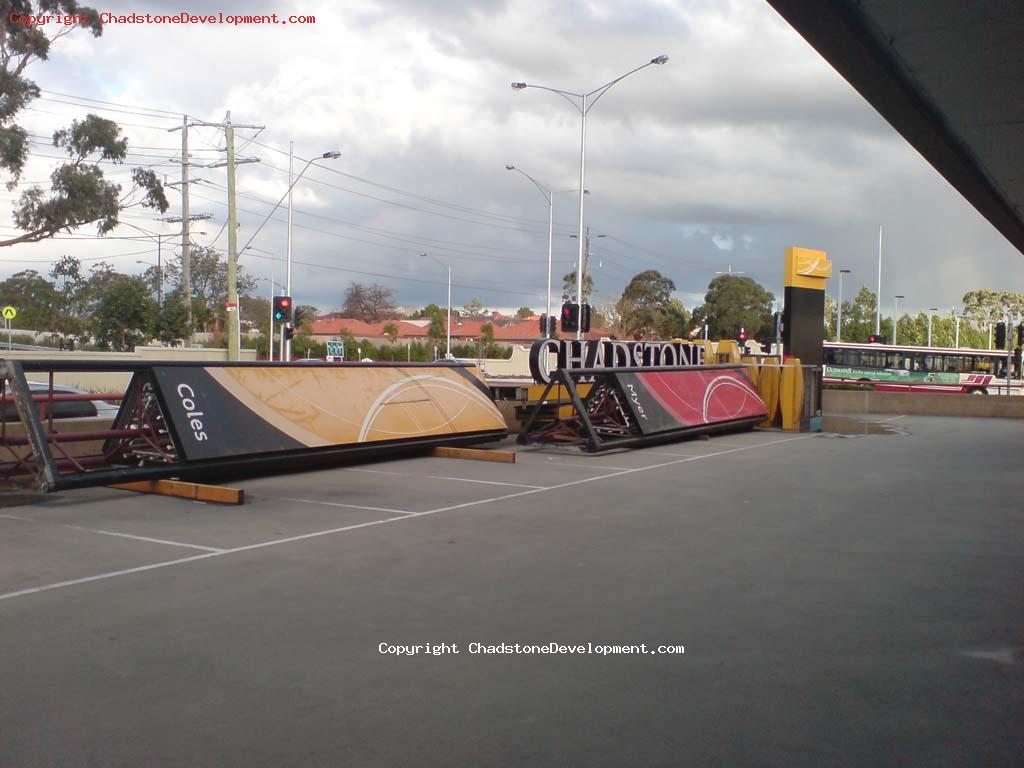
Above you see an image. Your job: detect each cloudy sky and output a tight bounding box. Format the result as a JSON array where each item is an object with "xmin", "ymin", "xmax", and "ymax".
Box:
[{"xmin": 3, "ymin": 0, "xmax": 1021, "ymax": 317}]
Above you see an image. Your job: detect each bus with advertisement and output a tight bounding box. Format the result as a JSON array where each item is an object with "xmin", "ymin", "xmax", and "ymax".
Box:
[{"xmin": 822, "ymin": 340, "xmax": 1020, "ymax": 394}]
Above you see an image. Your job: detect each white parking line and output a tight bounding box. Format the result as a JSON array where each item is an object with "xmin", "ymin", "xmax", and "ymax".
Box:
[
  {"xmin": 0, "ymin": 514, "xmax": 223, "ymax": 553},
  {"xmin": 344, "ymin": 465, "xmax": 544, "ymax": 489},
  {"xmin": 641, "ymin": 451, "xmax": 701, "ymax": 458},
  {"xmin": 0, "ymin": 433, "xmax": 819, "ymax": 604},
  {"xmin": 272, "ymin": 497, "xmax": 416, "ymax": 516},
  {"xmin": 544, "ymin": 462, "xmax": 637, "ymax": 471}
]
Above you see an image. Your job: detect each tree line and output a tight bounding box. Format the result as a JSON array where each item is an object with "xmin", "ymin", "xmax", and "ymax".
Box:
[
  {"xmin": 0, "ymin": 250, "xmax": 318, "ymax": 352},
  {"xmin": 827, "ymin": 286, "xmax": 1022, "ymax": 348}
]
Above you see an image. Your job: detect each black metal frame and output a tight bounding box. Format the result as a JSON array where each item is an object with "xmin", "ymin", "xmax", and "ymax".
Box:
[{"xmin": 518, "ymin": 365, "xmax": 764, "ymax": 452}]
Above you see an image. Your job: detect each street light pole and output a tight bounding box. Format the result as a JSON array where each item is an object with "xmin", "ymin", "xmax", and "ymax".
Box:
[
  {"xmin": 894, "ymin": 294, "xmax": 904, "ymax": 345},
  {"xmin": 421, "ymin": 252, "xmax": 451, "ymax": 359},
  {"xmin": 575, "ymin": 91, "xmax": 587, "ymax": 339},
  {"xmin": 236, "ymin": 148, "xmax": 341, "ymax": 361},
  {"xmin": 837, "ymin": 269, "xmax": 851, "ymax": 342},
  {"xmin": 506, "ymin": 164, "xmax": 589, "ymax": 335},
  {"xmin": 512, "ymin": 55, "xmax": 669, "ymax": 339},
  {"xmin": 876, "ymin": 225, "xmax": 883, "ymax": 335},
  {"xmin": 282, "ymin": 141, "xmax": 294, "ymax": 362}
]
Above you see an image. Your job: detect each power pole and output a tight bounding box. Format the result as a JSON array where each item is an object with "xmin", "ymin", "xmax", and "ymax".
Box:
[
  {"xmin": 167, "ymin": 117, "xmax": 213, "ymax": 347},
  {"xmin": 183, "ymin": 113, "xmax": 263, "ymax": 359},
  {"xmin": 181, "ymin": 115, "xmax": 191, "ymax": 345},
  {"xmin": 225, "ymin": 111, "xmax": 239, "ymax": 360}
]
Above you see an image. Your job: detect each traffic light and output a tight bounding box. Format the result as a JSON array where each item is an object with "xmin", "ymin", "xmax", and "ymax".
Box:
[
  {"xmin": 1016, "ymin": 323, "xmax": 1023, "ymax": 347},
  {"xmin": 547, "ymin": 315, "xmax": 557, "ymax": 336},
  {"xmin": 867, "ymin": 334, "xmax": 887, "ymax": 344},
  {"xmin": 561, "ymin": 302, "xmax": 579, "ymax": 332},
  {"xmin": 737, "ymin": 327, "xmax": 747, "ymax": 343},
  {"xmin": 996, "ymin": 321, "xmax": 1006, "ymax": 349},
  {"xmin": 539, "ymin": 314, "xmax": 548, "ymax": 336},
  {"xmin": 282, "ymin": 325, "xmax": 295, "ymax": 343},
  {"xmin": 272, "ymin": 295, "xmax": 292, "ymax": 323},
  {"xmin": 580, "ymin": 303, "xmax": 592, "ymax": 333}
]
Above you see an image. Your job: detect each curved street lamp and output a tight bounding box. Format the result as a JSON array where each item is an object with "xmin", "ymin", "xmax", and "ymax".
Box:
[
  {"xmin": 505, "ymin": 163, "xmax": 588, "ymax": 335},
  {"xmin": 239, "ymin": 148, "xmax": 341, "ymax": 359},
  {"xmin": 512, "ymin": 55, "xmax": 669, "ymax": 338}
]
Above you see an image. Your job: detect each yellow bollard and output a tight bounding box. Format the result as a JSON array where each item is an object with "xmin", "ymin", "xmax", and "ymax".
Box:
[
  {"xmin": 780, "ymin": 357, "xmax": 804, "ymax": 430},
  {"xmin": 758, "ymin": 363, "xmax": 781, "ymax": 427},
  {"xmin": 740, "ymin": 356, "xmax": 760, "ymax": 388}
]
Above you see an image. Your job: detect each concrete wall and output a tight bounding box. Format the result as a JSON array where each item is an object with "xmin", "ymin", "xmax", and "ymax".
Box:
[{"xmin": 824, "ymin": 389, "xmax": 1024, "ymax": 419}]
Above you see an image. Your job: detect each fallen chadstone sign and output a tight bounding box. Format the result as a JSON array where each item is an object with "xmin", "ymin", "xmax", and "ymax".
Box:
[{"xmin": 529, "ymin": 338, "xmax": 705, "ymax": 384}]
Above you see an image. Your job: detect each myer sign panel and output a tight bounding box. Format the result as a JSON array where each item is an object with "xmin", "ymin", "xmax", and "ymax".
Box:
[{"xmin": 529, "ymin": 339, "xmax": 705, "ymax": 383}]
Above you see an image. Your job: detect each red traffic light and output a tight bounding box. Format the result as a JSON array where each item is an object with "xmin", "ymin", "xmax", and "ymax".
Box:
[
  {"xmin": 737, "ymin": 327, "xmax": 747, "ymax": 342},
  {"xmin": 272, "ymin": 295, "xmax": 293, "ymax": 322}
]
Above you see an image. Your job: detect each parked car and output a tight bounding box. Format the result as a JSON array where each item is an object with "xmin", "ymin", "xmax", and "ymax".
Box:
[{"xmin": 1, "ymin": 382, "xmax": 120, "ymax": 423}]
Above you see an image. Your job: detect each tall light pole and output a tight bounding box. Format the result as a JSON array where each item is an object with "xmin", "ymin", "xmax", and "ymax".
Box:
[
  {"xmin": 876, "ymin": 225, "xmax": 883, "ymax": 335},
  {"xmin": 512, "ymin": 54, "xmax": 669, "ymax": 338},
  {"xmin": 837, "ymin": 268, "xmax": 851, "ymax": 342},
  {"xmin": 894, "ymin": 295, "xmax": 904, "ymax": 345},
  {"xmin": 927, "ymin": 307, "xmax": 939, "ymax": 347},
  {"xmin": 237, "ymin": 149, "xmax": 341, "ymax": 360},
  {"xmin": 505, "ymin": 164, "xmax": 587, "ymax": 335},
  {"xmin": 953, "ymin": 308, "xmax": 961, "ymax": 348},
  {"xmin": 570, "ymin": 228, "xmax": 605, "ymax": 302},
  {"xmin": 421, "ymin": 252, "xmax": 451, "ymax": 359}
]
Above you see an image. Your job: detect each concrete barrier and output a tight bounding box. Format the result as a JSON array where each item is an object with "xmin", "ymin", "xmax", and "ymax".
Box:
[{"xmin": 824, "ymin": 389, "xmax": 1024, "ymax": 419}]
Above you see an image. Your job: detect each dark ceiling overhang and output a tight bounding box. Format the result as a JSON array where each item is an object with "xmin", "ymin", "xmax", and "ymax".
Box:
[{"xmin": 765, "ymin": 1, "xmax": 1024, "ymax": 255}]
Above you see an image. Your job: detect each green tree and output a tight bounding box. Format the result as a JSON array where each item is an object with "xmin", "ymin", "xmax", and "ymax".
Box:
[
  {"xmin": 428, "ymin": 315, "xmax": 446, "ymax": 345},
  {"xmin": 409, "ymin": 303, "xmax": 443, "ymax": 320},
  {"xmin": 0, "ymin": 269, "xmax": 57, "ymax": 330},
  {"xmin": 152, "ymin": 287, "xmax": 190, "ymax": 345},
  {"xmin": 614, "ymin": 269, "xmax": 684, "ymax": 339},
  {"xmin": 824, "ymin": 294, "xmax": 837, "ymax": 340},
  {"xmin": 843, "ymin": 287, "xmax": 878, "ymax": 342},
  {"xmin": 961, "ymin": 289, "xmax": 1024, "ymax": 327},
  {"xmin": 691, "ymin": 275, "xmax": 774, "ymax": 341},
  {"xmin": 239, "ymin": 295, "xmax": 270, "ymax": 334},
  {"xmin": 561, "ymin": 270, "xmax": 593, "ymax": 303},
  {"xmin": 462, "ymin": 297, "xmax": 486, "ymax": 319},
  {"xmin": 477, "ymin": 322, "xmax": 495, "ymax": 357},
  {"xmin": 50, "ymin": 255, "xmax": 87, "ymax": 342},
  {"xmin": 0, "ymin": 11, "xmax": 168, "ymax": 246},
  {"xmin": 90, "ymin": 275, "xmax": 156, "ymax": 351},
  {"xmin": 294, "ymin": 304, "xmax": 319, "ymax": 330},
  {"xmin": 382, "ymin": 322, "xmax": 399, "ymax": 344},
  {"xmin": 164, "ymin": 246, "xmax": 255, "ymax": 332},
  {"xmin": 516, "ymin": 306, "xmax": 534, "ymax": 318}
]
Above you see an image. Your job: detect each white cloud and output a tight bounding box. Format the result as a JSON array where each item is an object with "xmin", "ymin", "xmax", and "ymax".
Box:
[{"xmin": 0, "ymin": 0, "xmax": 1019, "ymax": 317}]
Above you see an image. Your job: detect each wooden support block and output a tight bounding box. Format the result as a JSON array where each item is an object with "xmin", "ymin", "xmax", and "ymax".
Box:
[
  {"xmin": 431, "ymin": 446, "xmax": 516, "ymax": 464},
  {"xmin": 111, "ymin": 479, "xmax": 244, "ymax": 505}
]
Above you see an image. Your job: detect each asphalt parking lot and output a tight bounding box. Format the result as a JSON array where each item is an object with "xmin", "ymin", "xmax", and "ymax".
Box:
[{"xmin": 1, "ymin": 416, "xmax": 1023, "ymax": 767}]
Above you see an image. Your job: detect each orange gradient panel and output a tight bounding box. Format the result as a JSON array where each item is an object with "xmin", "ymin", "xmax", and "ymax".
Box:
[{"xmin": 207, "ymin": 366, "xmax": 506, "ymax": 447}]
